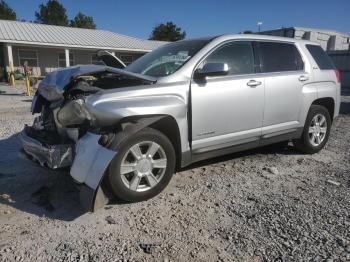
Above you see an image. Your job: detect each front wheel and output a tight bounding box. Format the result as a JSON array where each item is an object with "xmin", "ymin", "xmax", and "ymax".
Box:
[
  {"xmin": 294, "ymin": 105, "xmax": 331, "ymax": 154},
  {"xmin": 108, "ymin": 128, "xmax": 176, "ymax": 202}
]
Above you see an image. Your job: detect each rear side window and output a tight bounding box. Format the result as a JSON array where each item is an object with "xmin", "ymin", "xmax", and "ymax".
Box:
[
  {"xmin": 257, "ymin": 42, "xmax": 304, "ymax": 73},
  {"xmin": 306, "ymin": 44, "xmax": 335, "ymax": 70},
  {"xmin": 202, "ymin": 41, "xmax": 255, "ymax": 75}
]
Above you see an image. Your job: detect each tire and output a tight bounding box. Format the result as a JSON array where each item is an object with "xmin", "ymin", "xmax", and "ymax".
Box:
[
  {"xmin": 107, "ymin": 127, "xmax": 176, "ymax": 202},
  {"xmin": 294, "ymin": 105, "xmax": 331, "ymax": 154}
]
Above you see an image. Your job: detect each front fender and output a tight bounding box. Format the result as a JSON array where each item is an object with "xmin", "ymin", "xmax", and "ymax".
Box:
[
  {"xmin": 84, "ymin": 86, "xmax": 190, "ymax": 159},
  {"xmin": 85, "ymin": 92, "xmax": 187, "ymax": 127}
]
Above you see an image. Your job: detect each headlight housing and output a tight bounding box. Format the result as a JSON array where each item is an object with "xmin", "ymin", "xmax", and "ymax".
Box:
[{"xmin": 57, "ymin": 99, "xmax": 91, "ymax": 127}]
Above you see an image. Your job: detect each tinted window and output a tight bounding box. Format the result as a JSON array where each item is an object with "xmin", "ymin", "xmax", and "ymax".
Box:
[
  {"xmin": 202, "ymin": 41, "xmax": 255, "ymax": 75},
  {"xmin": 258, "ymin": 42, "xmax": 304, "ymax": 73},
  {"xmin": 306, "ymin": 44, "xmax": 335, "ymax": 70}
]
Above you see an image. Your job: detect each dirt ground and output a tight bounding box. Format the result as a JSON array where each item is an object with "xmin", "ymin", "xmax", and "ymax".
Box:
[{"xmin": 0, "ymin": 83, "xmax": 349, "ymax": 261}]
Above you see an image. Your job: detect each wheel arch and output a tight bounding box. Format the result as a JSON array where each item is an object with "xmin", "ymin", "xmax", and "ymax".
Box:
[
  {"xmin": 117, "ymin": 114, "xmax": 182, "ymax": 171},
  {"xmin": 311, "ymin": 97, "xmax": 335, "ymax": 120}
]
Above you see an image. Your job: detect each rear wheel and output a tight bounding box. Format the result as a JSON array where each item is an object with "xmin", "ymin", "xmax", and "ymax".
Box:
[
  {"xmin": 294, "ymin": 105, "xmax": 331, "ymax": 154},
  {"xmin": 108, "ymin": 128, "xmax": 175, "ymax": 202}
]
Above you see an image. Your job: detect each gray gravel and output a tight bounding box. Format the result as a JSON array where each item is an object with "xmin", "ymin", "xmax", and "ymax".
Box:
[{"xmin": 0, "ymin": 83, "xmax": 349, "ymax": 261}]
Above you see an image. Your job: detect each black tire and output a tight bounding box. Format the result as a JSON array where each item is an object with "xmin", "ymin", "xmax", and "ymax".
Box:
[
  {"xmin": 294, "ymin": 105, "xmax": 331, "ymax": 154},
  {"xmin": 107, "ymin": 127, "xmax": 176, "ymax": 202}
]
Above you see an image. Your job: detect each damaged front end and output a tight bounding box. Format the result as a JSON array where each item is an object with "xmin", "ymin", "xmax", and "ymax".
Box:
[{"xmin": 22, "ymin": 64, "xmax": 157, "ymax": 211}]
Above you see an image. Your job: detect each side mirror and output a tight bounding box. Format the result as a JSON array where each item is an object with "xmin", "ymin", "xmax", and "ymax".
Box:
[{"xmin": 194, "ymin": 63, "xmax": 229, "ymax": 78}]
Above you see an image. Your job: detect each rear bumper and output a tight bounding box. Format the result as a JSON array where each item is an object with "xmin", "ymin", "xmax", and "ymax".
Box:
[{"xmin": 21, "ymin": 126, "xmax": 74, "ymax": 169}]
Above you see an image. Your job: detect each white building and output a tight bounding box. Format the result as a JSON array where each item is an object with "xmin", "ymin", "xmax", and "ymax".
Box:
[
  {"xmin": 0, "ymin": 19, "xmax": 166, "ymax": 80},
  {"xmin": 260, "ymin": 27, "xmax": 350, "ymax": 51}
]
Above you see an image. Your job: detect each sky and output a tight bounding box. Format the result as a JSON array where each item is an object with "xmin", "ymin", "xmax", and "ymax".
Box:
[{"xmin": 8, "ymin": 0, "xmax": 350, "ymax": 39}]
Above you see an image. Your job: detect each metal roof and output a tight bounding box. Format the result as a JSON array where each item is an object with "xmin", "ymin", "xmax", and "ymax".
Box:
[{"xmin": 0, "ymin": 19, "xmax": 166, "ymax": 52}]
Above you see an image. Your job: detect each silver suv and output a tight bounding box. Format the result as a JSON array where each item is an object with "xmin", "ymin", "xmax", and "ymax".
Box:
[{"xmin": 22, "ymin": 34, "xmax": 341, "ymax": 210}]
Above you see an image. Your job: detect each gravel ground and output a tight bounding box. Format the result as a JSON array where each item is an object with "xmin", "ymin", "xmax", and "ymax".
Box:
[{"xmin": 0, "ymin": 83, "xmax": 349, "ymax": 261}]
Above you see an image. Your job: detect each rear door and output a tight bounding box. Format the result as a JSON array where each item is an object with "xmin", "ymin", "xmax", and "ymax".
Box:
[{"xmin": 256, "ymin": 41, "xmax": 307, "ymax": 136}]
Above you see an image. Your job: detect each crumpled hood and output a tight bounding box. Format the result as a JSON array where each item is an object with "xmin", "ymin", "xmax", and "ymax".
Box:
[{"xmin": 37, "ymin": 64, "xmax": 157, "ymax": 101}]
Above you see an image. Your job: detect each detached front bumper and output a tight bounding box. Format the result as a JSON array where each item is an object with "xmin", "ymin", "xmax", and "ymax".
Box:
[
  {"xmin": 22, "ymin": 126, "xmax": 117, "ymax": 211},
  {"xmin": 21, "ymin": 126, "xmax": 74, "ymax": 169}
]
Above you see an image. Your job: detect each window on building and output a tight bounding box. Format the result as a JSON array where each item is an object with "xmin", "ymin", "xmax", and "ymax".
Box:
[
  {"xmin": 121, "ymin": 55, "xmax": 133, "ymax": 65},
  {"xmin": 306, "ymin": 44, "xmax": 335, "ymax": 70},
  {"xmin": 58, "ymin": 52, "xmax": 74, "ymax": 67},
  {"xmin": 201, "ymin": 41, "xmax": 255, "ymax": 76},
  {"xmin": 258, "ymin": 42, "xmax": 304, "ymax": 73},
  {"xmin": 18, "ymin": 49, "xmax": 38, "ymax": 67},
  {"xmin": 91, "ymin": 53, "xmax": 105, "ymax": 65}
]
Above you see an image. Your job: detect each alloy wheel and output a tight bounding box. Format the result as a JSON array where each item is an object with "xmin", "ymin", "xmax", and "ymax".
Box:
[
  {"xmin": 308, "ymin": 114, "xmax": 327, "ymax": 147},
  {"xmin": 119, "ymin": 141, "xmax": 167, "ymax": 192}
]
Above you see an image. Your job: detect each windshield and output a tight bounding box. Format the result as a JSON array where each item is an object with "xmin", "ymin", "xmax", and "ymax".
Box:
[{"xmin": 125, "ymin": 39, "xmax": 212, "ymax": 77}]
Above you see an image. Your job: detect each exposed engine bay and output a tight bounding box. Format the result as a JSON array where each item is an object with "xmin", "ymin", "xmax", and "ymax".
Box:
[{"xmin": 24, "ymin": 64, "xmax": 157, "ymax": 166}]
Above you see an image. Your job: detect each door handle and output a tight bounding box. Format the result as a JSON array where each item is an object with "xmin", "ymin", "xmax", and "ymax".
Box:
[
  {"xmin": 247, "ymin": 80, "xmax": 262, "ymax": 87},
  {"xmin": 298, "ymin": 75, "xmax": 309, "ymax": 82}
]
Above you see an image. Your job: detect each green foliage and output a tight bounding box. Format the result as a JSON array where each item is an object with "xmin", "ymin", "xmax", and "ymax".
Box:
[
  {"xmin": 70, "ymin": 12, "xmax": 96, "ymax": 29},
  {"xmin": 149, "ymin": 22, "xmax": 186, "ymax": 42},
  {"xmin": 0, "ymin": 0, "xmax": 16, "ymax": 20},
  {"xmin": 35, "ymin": 0, "xmax": 69, "ymax": 26}
]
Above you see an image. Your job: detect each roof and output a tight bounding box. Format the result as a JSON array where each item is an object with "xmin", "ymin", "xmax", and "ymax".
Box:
[
  {"xmin": 0, "ymin": 19, "xmax": 166, "ymax": 52},
  {"xmin": 212, "ymin": 34, "xmax": 316, "ymax": 45}
]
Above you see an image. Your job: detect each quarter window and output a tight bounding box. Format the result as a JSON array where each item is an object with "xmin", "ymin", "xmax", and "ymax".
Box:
[
  {"xmin": 201, "ymin": 41, "xmax": 255, "ymax": 75},
  {"xmin": 306, "ymin": 45, "xmax": 335, "ymax": 70},
  {"xmin": 18, "ymin": 49, "xmax": 38, "ymax": 67},
  {"xmin": 258, "ymin": 42, "xmax": 304, "ymax": 73}
]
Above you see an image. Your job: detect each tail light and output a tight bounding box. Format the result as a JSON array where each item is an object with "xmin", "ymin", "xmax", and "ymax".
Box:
[{"xmin": 335, "ymin": 69, "xmax": 341, "ymax": 84}]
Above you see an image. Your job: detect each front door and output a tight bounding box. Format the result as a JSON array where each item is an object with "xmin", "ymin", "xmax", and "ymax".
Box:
[{"xmin": 190, "ymin": 41, "xmax": 265, "ymax": 153}]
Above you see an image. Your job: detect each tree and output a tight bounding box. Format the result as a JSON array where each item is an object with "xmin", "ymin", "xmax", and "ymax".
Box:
[
  {"xmin": 70, "ymin": 12, "xmax": 96, "ymax": 29},
  {"xmin": 35, "ymin": 0, "xmax": 69, "ymax": 26},
  {"xmin": 0, "ymin": 0, "xmax": 16, "ymax": 20},
  {"xmin": 149, "ymin": 22, "xmax": 186, "ymax": 42},
  {"xmin": 243, "ymin": 30, "xmax": 253, "ymax": 34}
]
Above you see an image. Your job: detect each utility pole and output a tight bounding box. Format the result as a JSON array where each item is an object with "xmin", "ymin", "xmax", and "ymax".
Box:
[{"xmin": 257, "ymin": 22, "xmax": 263, "ymax": 33}]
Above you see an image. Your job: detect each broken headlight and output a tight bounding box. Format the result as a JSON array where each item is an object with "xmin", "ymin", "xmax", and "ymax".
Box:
[{"xmin": 57, "ymin": 99, "xmax": 91, "ymax": 127}]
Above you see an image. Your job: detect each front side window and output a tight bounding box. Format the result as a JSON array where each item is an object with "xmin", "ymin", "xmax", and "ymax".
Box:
[
  {"xmin": 199, "ymin": 41, "xmax": 255, "ymax": 75},
  {"xmin": 18, "ymin": 49, "xmax": 38, "ymax": 67},
  {"xmin": 258, "ymin": 42, "xmax": 304, "ymax": 73},
  {"xmin": 125, "ymin": 39, "xmax": 212, "ymax": 77}
]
